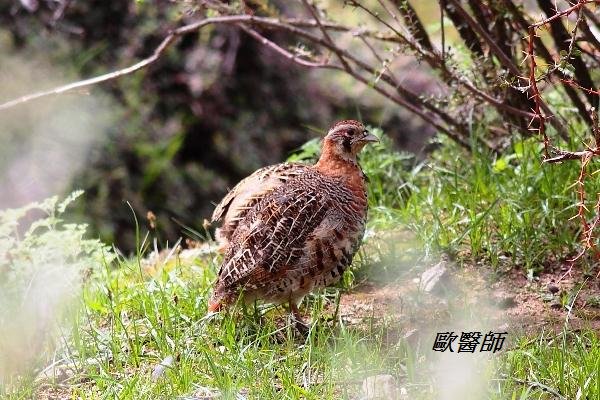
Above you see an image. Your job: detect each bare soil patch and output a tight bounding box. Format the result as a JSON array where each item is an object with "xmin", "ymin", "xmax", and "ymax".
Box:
[{"xmin": 334, "ymin": 258, "xmax": 600, "ymax": 345}]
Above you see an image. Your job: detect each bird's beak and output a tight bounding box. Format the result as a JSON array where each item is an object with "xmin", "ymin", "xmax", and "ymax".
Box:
[{"xmin": 357, "ymin": 131, "xmax": 379, "ymax": 143}]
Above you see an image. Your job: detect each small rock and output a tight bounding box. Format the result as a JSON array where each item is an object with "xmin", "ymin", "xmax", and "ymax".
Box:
[
  {"xmin": 180, "ymin": 386, "xmax": 222, "ymax": 400},
  {"xmin": 402, "ymin": 329, "xmax": 420, "ymax": 348},
  {"xmin": 236, "ymin": 388, "xmax": 249, "ymax": 400},
  {"xmin": 497, "ymin": 295, "xmax": 517, "ymax": 309},
  {"xmin": 399, "ymin": 387, "xmax": 408, "ymax": 397},
  {"xmin": 151, "ymin": 355, "xmax": 175, "ymax": 381},
  {"xmin": 403, "ymin": 329, "xmax": 418, "ymax": 340},
  {"xmin": 542, "ymin": 293, "xmax": 554, "ymax": 302},
  {"xmin": 550, "ymin": 302, "xmax": 563, "ymax": 310},
  {"xmin": 37, "ymin": 361, "xmax": 76, "ymax": 383},
  {"xmin": 497, "ymin": 323, "xmax": 510, "ymax": 331},
  {"xmin": 362, "ymin": 374, "xmax": 399, "ymax": 399},
  {"xmin": 548, "ymin": 284, "xmax": 560, "ymax": 294},
  {"xmin": 419, "ymin": 261, "xmax": 448, "ymax": 293}
]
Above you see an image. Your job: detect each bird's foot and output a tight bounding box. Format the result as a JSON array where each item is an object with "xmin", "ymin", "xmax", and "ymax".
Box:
[
  {"xmin": 289, "ymin": 303, "xmax": 311, "ymax": 335},
  {"xmin": 292, "ymin": 316, "xmax": 311, "ymax": 335}
]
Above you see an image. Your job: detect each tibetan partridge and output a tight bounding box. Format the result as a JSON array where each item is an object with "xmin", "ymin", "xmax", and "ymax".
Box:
[
  {"xmin": 211, "ymin": 162, "xmax": 310, "ymax": 251},
  {"xmin": 208, "ymin": 120, "xmax": 378, "ymax": 322}
]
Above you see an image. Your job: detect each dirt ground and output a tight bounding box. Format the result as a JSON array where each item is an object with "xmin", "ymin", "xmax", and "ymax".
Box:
[{"xmin": 334, "ymin": 256, "xmax": 600, "ymax": 348}]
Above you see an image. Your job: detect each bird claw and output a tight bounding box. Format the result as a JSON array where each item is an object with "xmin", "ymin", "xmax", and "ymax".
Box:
[{"xmin": 292, "ymin": 316, "xmax": 311, "ymax": 335}]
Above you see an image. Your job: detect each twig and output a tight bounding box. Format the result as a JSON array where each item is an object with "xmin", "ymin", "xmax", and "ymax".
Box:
[
  {"xmin": 393, "ymin": 0, "xmax": 433, "ymax": 51},
  {"xmin": 1, "ymin": 12, "xmax": 465, "ymax": 142},
  {"xmin": 536, "ymin": 0, "xmax": 597, "ymax": 105},
  {"xmin": 281, "ymin": 18, "xmax": 408, "ymax": 44},
  {"xmin": 543, "ymin": 149, "xmax": 593, "ymax": 163},
  {"xmin": 3, "ymin": 3, "xmax": 588, "ymax": 153},
  {"xmin": 530, "ymin": 0, "xmax": 598, "ymax": 28},
  {"xmin": 376, "ymin": 0, "xmax": 403, "ymax": 31},
  {"xmin": 348, "ymin": 0, "xmax": 546, "ymax": 129},
  {"xmin": 238, "ymin": 24, "xmax": 337, "ymax": 69},
  {"xmin": 358, "ymin": 35, "xmax": 396, "ymax": 84},
  {"xmin": 500, "ymin": 0, "xmax": 592, "ymax": 125},
  {"xmin": 527, "ymin": 25, "xmax": 550, "ymax": 157},
  {"xmin": 447, "ymin": 0, "xmax": 569, "ymax": 138},
  {"xmin": 527, "ymin": 0, "xmax": 600, "ymax": 259},
  {"xmin": 571, "ymin": 154, "xmax": 600, "ymax": 260},
  {"xmin": 0, "ymin": 37, "xmax": 178, "ymax": 110},
  {"xmin": 333, "ymin": 1, "xmax": 545, "ymax": 125},
  {"xmin": 301, "ymin": 0, "xmax": 352, "ymax": 72},
  {"xmin": 0, "ymin": 15, "xmax": 257, "ymax": 110},
  {"xmin": 276, "ymin": 14, "xmax": 466, "ymax": 132},
  {"xmin": 560, "ymin": 79, "xmax": 600, "ymax": 96},
  {"xmin": 236, "ymin": 18, "xmax": 470, "ymax": 148},
  {"xmin": 345, "ymin": 0, "xmax": 434, "ymax": 63}
]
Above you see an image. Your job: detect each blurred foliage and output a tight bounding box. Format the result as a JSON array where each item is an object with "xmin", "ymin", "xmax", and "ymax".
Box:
[
  {"xmin": 0, "ymin": 0, "xmax": 432, "ymax": 251},
  {"xmin": 0, "ymin": 191, "xmax": 113, "ymax": 383}
]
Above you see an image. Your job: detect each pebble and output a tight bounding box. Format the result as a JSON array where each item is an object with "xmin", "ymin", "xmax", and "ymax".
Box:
[
  {"xmin": 151, "ymin": 355, "xmax": 175, "ymax": 381},
  {"xmin": 419, "ymin": 261, "xmax": 448, "ymax": 293},
  {"xmin": 362, "ymin": 374, "xmax": 399, "ymax": 399}
]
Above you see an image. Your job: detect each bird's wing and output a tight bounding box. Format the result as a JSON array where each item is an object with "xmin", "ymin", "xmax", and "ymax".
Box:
[
  {"xmin": 215, "ymin": 179, "xmax": 330, "ymax": 291},
  {"xmin": 211, "ymin": 163, "xmax": 310, "ymax": 242}
]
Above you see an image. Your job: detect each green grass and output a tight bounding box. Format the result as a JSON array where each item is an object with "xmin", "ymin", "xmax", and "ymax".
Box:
[
  {"xmin": 500, "ymin": 329, "xmax": 600, "ymax": 399},
  {"xmin": 0, "ymin": 237, "xmax": 423, "ymax": 399},
  {"xmin": 2, "ymin": 128, "xmax": 600, "ymax": 399},
  {"xmin": 395, "ymin": 133, "xmax": 600, "ymax": 274},
  {"xmin": 4, "ymin": 246, "xmax": 598, "ymax": 399}
]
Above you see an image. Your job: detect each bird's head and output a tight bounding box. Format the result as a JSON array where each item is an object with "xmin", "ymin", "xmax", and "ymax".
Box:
[{"xmin": 322, "ymin": 120, "xmax": 379, "ymax": 161}]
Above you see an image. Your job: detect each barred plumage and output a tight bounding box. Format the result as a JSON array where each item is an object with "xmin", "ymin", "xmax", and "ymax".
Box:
[
  {"xmin": 208, "ymin": 120, "xmax": 378, "ymax": 323},
  {"xmin": 211, "ymin": 163, "xmax": 310, "ymax": 250}
]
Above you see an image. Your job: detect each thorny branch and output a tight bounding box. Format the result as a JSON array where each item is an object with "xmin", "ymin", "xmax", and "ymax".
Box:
[{"xmin": 531, "ymin": 0, "xmax": 600, "ymax": 259}]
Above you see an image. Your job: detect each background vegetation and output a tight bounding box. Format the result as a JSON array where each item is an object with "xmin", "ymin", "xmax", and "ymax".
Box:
[{"xmin": 1, "ymin": 0, "xmax": 599, "ymax": 398}]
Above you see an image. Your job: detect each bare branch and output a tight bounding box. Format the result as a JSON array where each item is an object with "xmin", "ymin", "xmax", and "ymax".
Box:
[
  {"xmin": 0, "ymin": 35, "xmax": 179, "ymax": 111},
  {"xmin": 281, "ymin": 18, "xmax": 407, "ymax": 44},
  {"xmin": 0, "ymin": 15, "xmax": 258, "ymax": 111},
  {"xmin": 301, "ymin": 0, "xmax": 352, "ymax": 72},
  {"xmin": 500, "ymin": 0, "xmax": 592, "ymax": 125},
  {"xmin": 238, "ymin": 21, "xmax": 468, "ymax": 148},
  {"xmin": 345, "ymin": 0, "xmax": 434, "ymax": 63},
  {"xmin": 393, "ymin": 0, "xmax": 433, "ymax": 51},
  {"xmin": 536, "ymin": 0, "xmax": 597, "ymax": 106},
  {"xmin": 530, "ymin": 0, "xmax": 598, "ymax": 28},
  {"xmin": 239, "ymin": 24, "xmax": 338, "ymax": 69},
  {"xmin": 445, "ymin": 0, "xmax": 519, "ymax": 76}
]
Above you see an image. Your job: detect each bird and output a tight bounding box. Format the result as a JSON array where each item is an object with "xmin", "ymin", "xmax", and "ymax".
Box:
[
  {"xmin": 210, "ymin": 162, "xmax": 311, "ymax": 252},
  {"xmin": 208, "ymin": 120, "xmax": 378, "ymax": 324}
]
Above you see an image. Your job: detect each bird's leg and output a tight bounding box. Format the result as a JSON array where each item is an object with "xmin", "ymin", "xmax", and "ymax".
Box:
[{"xmin": 289, "ymin": 301, "xmax": 310, "ymax": 334}]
